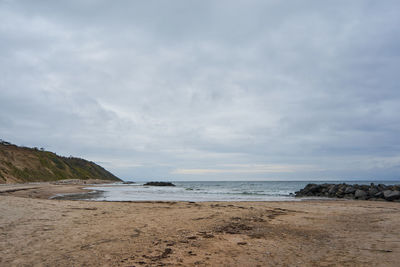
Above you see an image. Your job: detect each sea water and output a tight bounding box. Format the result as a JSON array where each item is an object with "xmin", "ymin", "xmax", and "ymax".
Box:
[{"xmin": 84, "ymin": 180, "xmax": 400, "ymax": 202}]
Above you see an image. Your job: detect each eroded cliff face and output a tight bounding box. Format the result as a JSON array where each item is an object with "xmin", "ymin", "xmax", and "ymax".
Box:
[{"xmin": 0, "ymin": 141, "xmax": 121, "ymax": 184}]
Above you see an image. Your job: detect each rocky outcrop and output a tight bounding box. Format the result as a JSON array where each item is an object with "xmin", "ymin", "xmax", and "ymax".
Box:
[
  {"xmin": 295, "ymin": 183, "xmax": 400, "ymax": 202},
  {"xmin": 144, "ymin": 181, "xmax": 175, "ymax": 186}
]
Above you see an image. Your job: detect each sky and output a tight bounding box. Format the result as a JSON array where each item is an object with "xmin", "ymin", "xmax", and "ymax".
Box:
[{"xmin": 1, "ymin": 0, "xmax": 400, "ymax": 181}]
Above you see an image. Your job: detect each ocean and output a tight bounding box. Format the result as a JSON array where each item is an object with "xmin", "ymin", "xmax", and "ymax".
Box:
[{"xmin": 84, "ymin": 180, "xmax": 400, "ymax": 202}]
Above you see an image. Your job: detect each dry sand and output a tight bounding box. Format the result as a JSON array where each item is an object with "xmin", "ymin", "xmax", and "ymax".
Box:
[{"xmin": 1, "ymin": 184, "xmax": 399, "ymax": 266}]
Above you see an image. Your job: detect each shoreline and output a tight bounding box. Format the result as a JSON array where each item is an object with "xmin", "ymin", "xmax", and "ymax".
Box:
[
  {"xmin": 1, "ymin": 184, "xmax": 400, "ymax": 266},
  {"xmin": 49, "ymin": 190, "xmax": 105, "ymax": 200},
  {"xmin": 0, "ymin": 180, "xmax": 115, "ymax": 200},
  {"xmin": 0, "ymin": 182, "xmax": 343, "ymax": 202}
]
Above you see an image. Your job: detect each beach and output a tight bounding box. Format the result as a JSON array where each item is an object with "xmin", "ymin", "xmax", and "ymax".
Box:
[{"xmin": 1, "ymin": 184, "xmax": 400, "ymax": 266}]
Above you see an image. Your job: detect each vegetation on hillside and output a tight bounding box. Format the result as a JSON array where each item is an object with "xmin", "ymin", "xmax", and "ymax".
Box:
[{"xmin": 0, "ymin": 140, "xmax": 121, "ymax": 183}]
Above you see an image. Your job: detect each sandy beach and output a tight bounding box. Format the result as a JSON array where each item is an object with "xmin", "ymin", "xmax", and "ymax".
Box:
[{"xmin": 1, "ymin": 184, "xmax": 399, "ymax": 266}]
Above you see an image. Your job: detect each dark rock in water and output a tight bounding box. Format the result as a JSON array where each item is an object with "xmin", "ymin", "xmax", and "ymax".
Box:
[
  {"xmin": 328, "ymin": 184, "xmax": 337, "ymax": 195},
  {"xmin": 345, "ymin": 186, "xmax": 356, "ymax": 194},
  {"xmin": 383, "ymin": 190, "xmax": 400, "ymax": 201},
  {"xmin": 122, "ymin": 181, "xmax": 135, "ymax": 184},
  {"xmin": 368, "ymin": 187, "xmax": 379, "ymax": 197},
  {"xmin": 144, "ymin": 181, "xmax": 175, "ymax": 186},
  {"xmin": 309, "ymin": 184, "xmax": 321, "ymax": 193},
  {"xmin": 354, "ymin": 189, "xmax": 367, "ymax": 200},
  {"xmin": 378, "ymin": 184, "xmax": 387, "ymax": 191},
  {"xmin": 295, "ymin": 183, "xmax": 400, "ymax": 202},
  {"xmin": 294, "ymin": 183, "xmax": 321, "ymax": 196}
]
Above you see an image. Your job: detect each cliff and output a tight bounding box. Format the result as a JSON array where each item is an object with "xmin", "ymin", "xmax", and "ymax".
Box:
[{"xmin": 0, "ymin": 140, "xmax": 121, "ymax": 184}]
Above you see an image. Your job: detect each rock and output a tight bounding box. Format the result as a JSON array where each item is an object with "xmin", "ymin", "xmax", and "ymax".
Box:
[
  {"xmin": 335, "ymin": 191, "xmax": 345, "ymax": 198},
  {"xmin": 143, "ymin": 181, "xmax": 175, "ymax": 186},
  {"xmin": 378, "ymin": 184, "xmax": 387, "ymax": 190},
  {"xmin": 328, "ymin": 184, "xmax": 337, "ymax": 195},
  {"xmin": 295, "ymin": 183, "xmax": 400, "ymax": 202},
  {"xmin": 306, "ymin": 184, "xmax": 320, "ymax": 193},
  {"xmin": 383, "ymin": 190, "xmax": 400, "ymax": 201},
  {"xmin": 359, "ymin": 185, "xmax": 369, "ymax": 191},
  {"xmin": 294, "ymin": 183, "xmax": 320, "ymax": 197},
  {"xmin": 344, "ymin": 186, "xmax": 356, "ymax": 194},
  {"xmin": 368, "ymin": 187, "xmax": 379, "ymax": 196},
  {"xmin": 354, "ymin": 189, "xmax": 367, "ymax": 199},
  {"xmin": 344, "ymin": 194, "xmax": 354, "ymax": 199}
]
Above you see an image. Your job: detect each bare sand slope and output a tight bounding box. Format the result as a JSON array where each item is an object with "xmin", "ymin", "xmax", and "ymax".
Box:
[{"xmin": 1, "ymin": 189, "xmax": 399, "ymax": 266}]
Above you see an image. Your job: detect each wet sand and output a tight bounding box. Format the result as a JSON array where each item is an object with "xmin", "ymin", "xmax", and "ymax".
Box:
[{"xmin": 1, "ymin": 183, "xmax": 399, "ymax": 266}]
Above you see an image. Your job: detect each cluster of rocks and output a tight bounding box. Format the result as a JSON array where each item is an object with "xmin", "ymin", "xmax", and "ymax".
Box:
[
  {"xmin": 122, "ymin": 181, "xmax": 135, "ymax": 184},
  {"xmin": 143, "ymin": 181, "xmax": 175, "ymax": 187},
  {"xmin": 295, "ymin": 183, "xmax": 400, "ymax": 202}
]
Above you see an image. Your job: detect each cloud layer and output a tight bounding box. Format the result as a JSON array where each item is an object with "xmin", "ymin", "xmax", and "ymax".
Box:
[{"xmin": 1, "ymin": 0, "xmax": 400, "ymax": 180}]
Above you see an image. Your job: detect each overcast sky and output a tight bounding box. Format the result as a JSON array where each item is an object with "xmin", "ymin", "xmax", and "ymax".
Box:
[{"xmin": 1, "ymin": 0, "xmax": 400, "ymax": 181}]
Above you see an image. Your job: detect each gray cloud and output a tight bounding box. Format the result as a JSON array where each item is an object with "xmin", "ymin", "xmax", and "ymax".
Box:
[{"xmin": 1, "ymin": 0, "xmax": 400, "ymax": 180}]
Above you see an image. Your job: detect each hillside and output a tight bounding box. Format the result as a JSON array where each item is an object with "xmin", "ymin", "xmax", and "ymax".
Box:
[{"xmin": 0, "ymin": 140, "xmax": 121, "ymax": 184}]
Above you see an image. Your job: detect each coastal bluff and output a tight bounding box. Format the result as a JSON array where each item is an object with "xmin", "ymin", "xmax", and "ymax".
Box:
[
  {"xmin": 295, "ymin": 183, "xmax": 400, "ymax": 201},
  {"xmin": 0, "ymin": 140, "xmax": 121, "ymax": 184}
]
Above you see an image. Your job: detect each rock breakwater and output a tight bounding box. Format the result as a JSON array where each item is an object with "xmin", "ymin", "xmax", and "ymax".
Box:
[{"xmin": 295, "ymin": 183, "xmax": 400, "ymax": 201}]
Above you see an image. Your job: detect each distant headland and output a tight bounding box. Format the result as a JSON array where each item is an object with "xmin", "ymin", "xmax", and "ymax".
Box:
[{"xmin": 0, "ymin": 140, "xmax": 121, "ymax": 184}]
